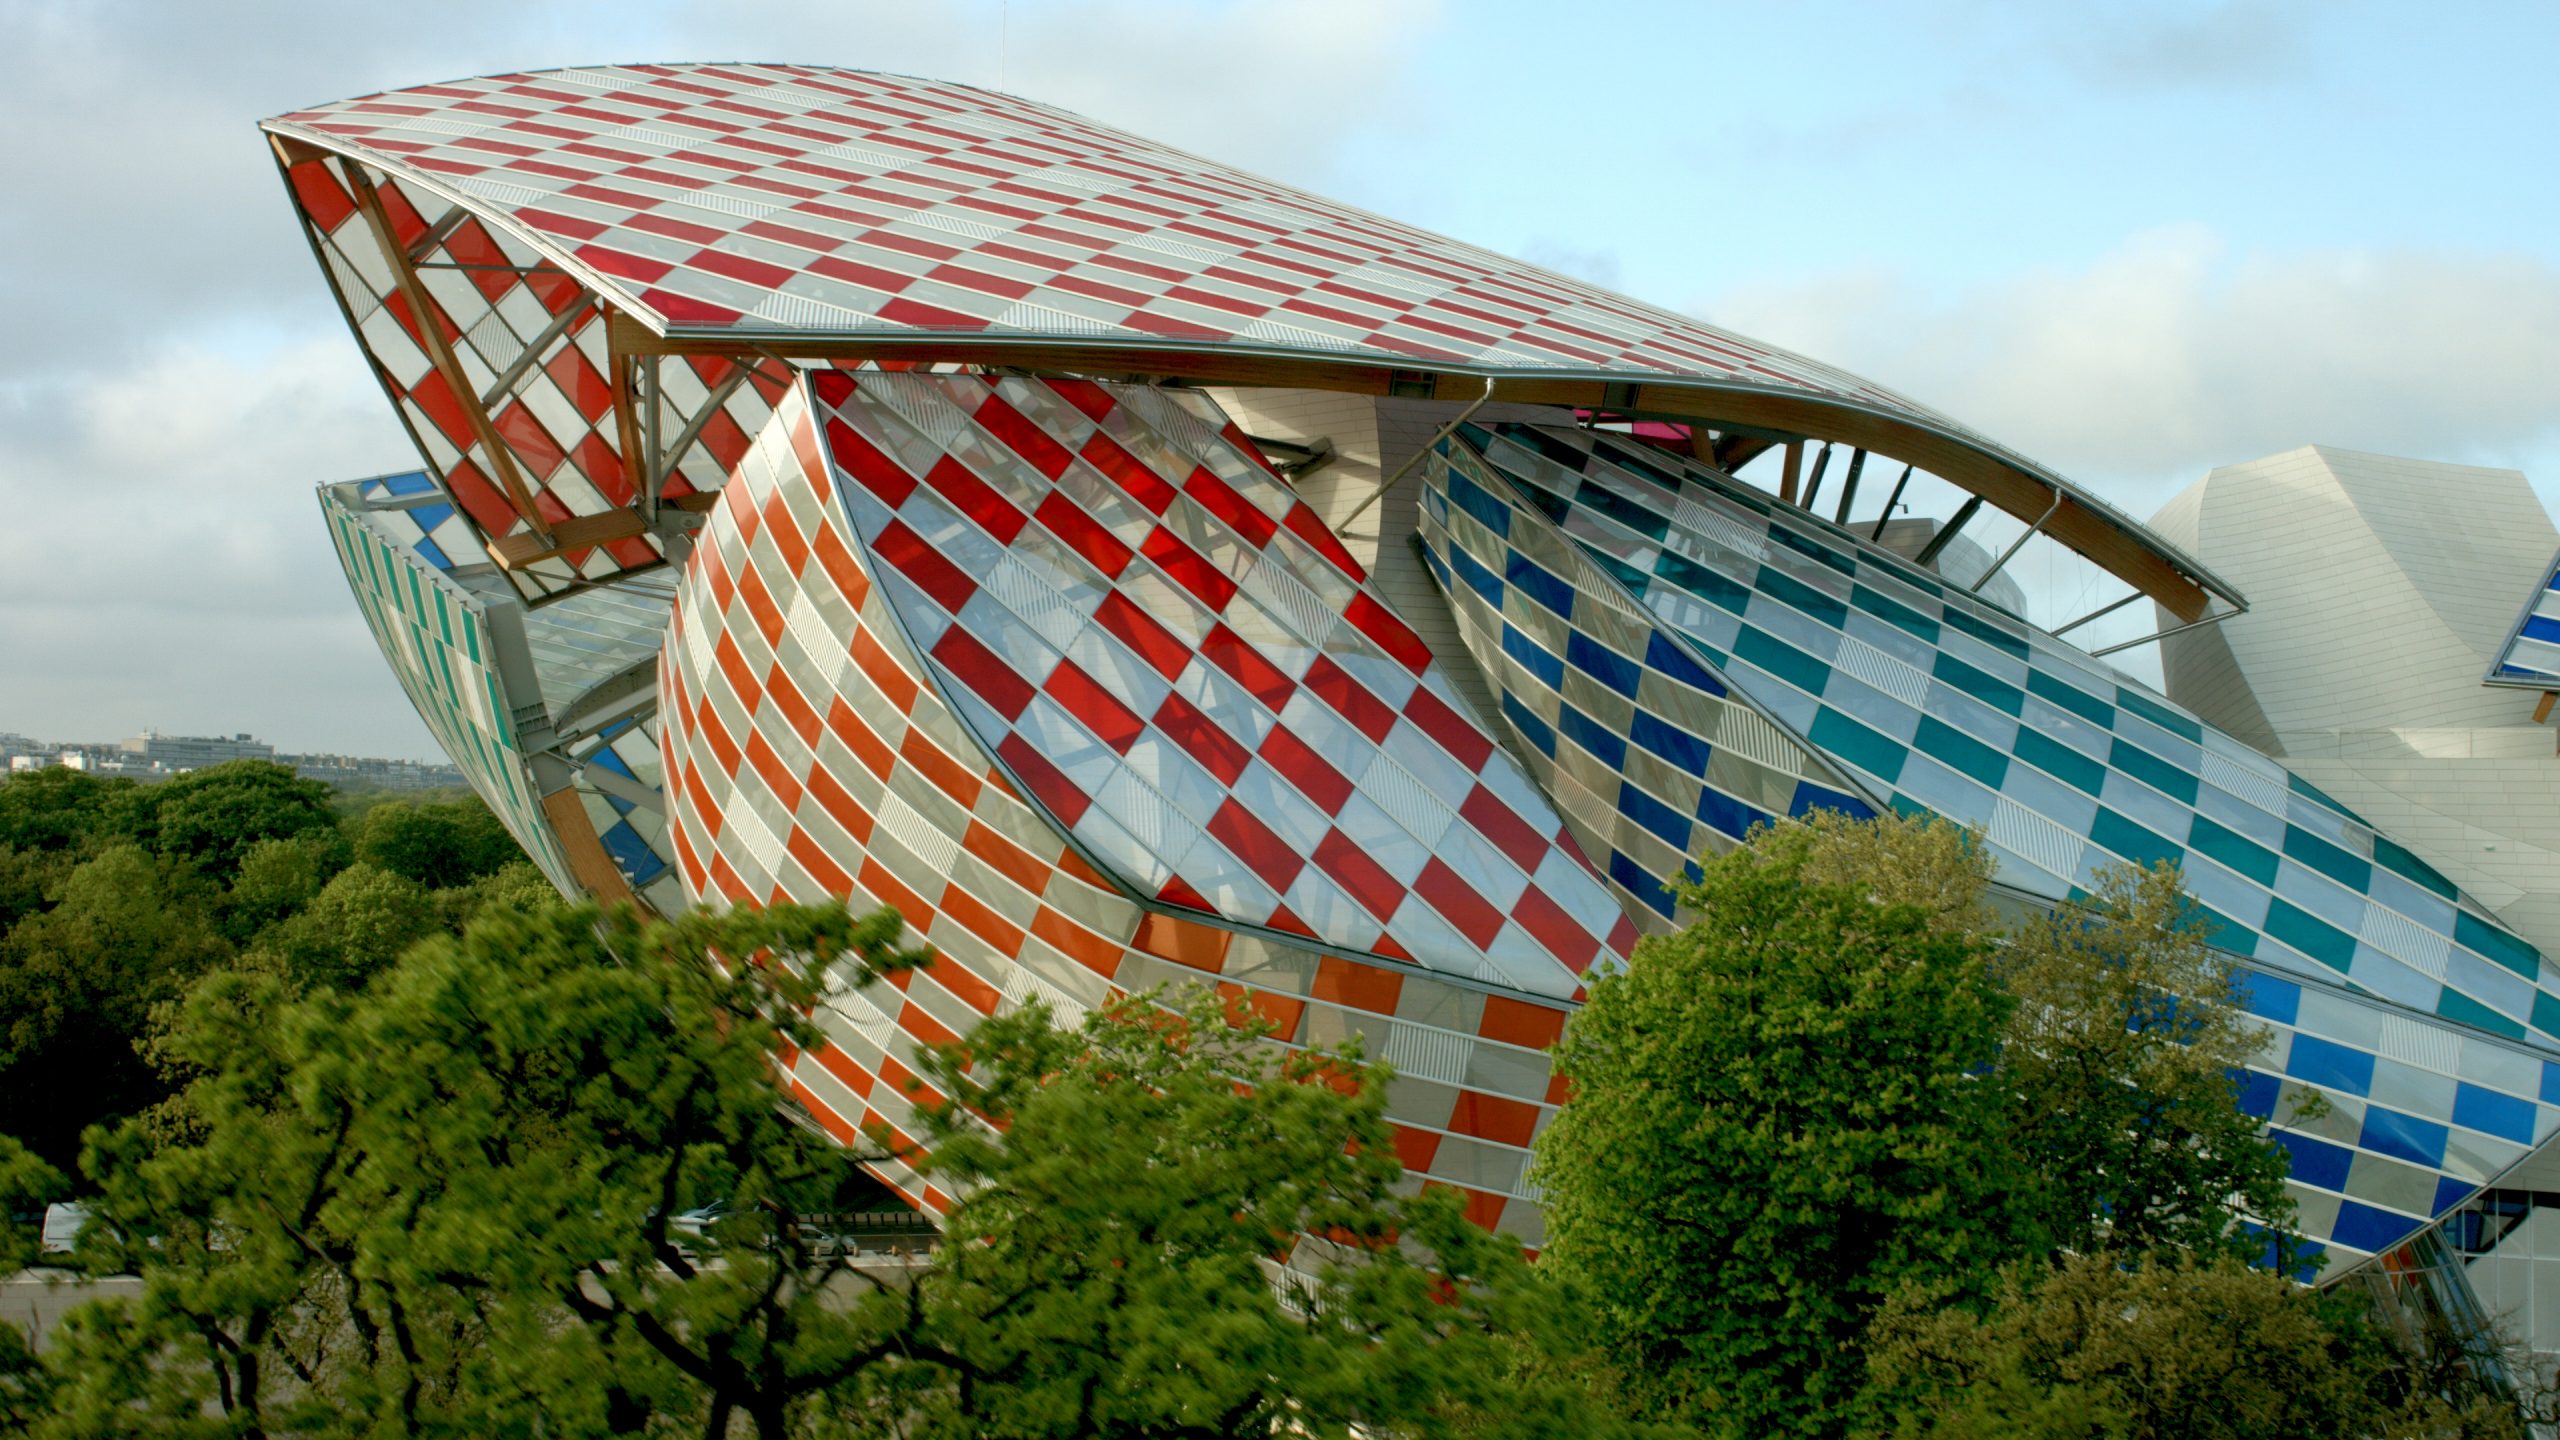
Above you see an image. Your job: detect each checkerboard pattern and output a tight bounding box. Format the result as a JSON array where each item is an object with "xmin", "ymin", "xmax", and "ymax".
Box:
[
  {"xmin": 660, "ymin": 378, "xmax": 1602, "ymax": 1241},
  {"xmin": 1417, "ymin": 434, "xmax": 1875, "ymax": 926},
  {"xmin": 2487, "ymin": 548, "xmax": 2560, "ymax": 688},
  {"xmin": 267, "ymin": 64, "xmax": 1968, "ymax": 431},
  {"xmin": 319, "ymin": 478, "xmax": 580, "ymax": 894},
  {"xmin": 278, "ymin": 148, "xmax": 790, "ymax": 594},
  {"xmin": 1419, "ymin": 420, "xmax": 2560, "ymax": 1265},
  {"xmin": 811, "ymin": 370, "xmax": 1634, "ymax": 994}
]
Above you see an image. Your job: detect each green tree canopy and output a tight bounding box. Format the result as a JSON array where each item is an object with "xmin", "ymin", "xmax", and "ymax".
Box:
[
  {"xmin": 33, "ymin": 897, "xmax": 1659, "ymax": 1439},
  {"xmin": 1868, "ymin": 1252, "xmax": 2522, "ymax": 1439},
  {"xmin": 350, "ymin": 799, "xmax": 522, "ymax": 891},
  {"xmin": 140, "ymin": 761, "xmax": 342, "ymax": 881},
  {"xmin": 1532, "ymin": 817, "xmax": 2033, "ymax": 1437},
  {"xmin": 0, "ymin": 844, "xmax": 229, "ymax": 1173}
]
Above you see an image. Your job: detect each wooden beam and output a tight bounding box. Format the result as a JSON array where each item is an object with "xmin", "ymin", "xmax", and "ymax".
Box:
[
  {"xmin": 342, "ymin": 162, "xmax": 555, "ymax": 546},
  {"xmin": 540, "ymin": 788, "xmax": 636, "ymax": 905},
  {"xmin": 1779, "ymin": 441, "xmax": 1804, "ymax": 507},
  {"xmin": 2535, "ymin": 691, "xmax": 2556, "ymax": 725},
  {"xmin": 267, "ymin": 132, "xmax": 330, "ymax": 168},
  {"xmin": 489, "ymin": 492, "xmax": 719, "ymax": 569},
  {"xmin": 597, "ymin": 305, "xmax": 2217, "ymax": 620},
  {"xmin": 605, "ymin": 321, "xmax": 652, "ymax": 516},
  {"xmin": 1714, "ymin": 433, "xmax": 1778, "ymax": 474},
  {"xmin": 604, "ymin": 312, "xmax": 1401, "ymax": 397}
]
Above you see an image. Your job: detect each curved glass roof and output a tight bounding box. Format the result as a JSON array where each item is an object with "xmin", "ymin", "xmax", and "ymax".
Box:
[{"xmin": 261, "ymin": 62, "xmax": 2237, "ymax": 616}]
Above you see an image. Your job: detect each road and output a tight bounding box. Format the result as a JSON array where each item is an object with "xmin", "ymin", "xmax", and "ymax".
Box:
[{"xmin": 3, "ymin": 1270, "xmax": 143, "ymax": 1352}]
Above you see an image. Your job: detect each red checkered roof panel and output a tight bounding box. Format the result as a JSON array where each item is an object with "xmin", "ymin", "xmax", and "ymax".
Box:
[
  {"xmin": 265, "ymin": 64, "xmax": 1954, "ymax": 426},
  {"xmin": 812, "ymin": 369, "xmax": 1636, "ymax": 999}
]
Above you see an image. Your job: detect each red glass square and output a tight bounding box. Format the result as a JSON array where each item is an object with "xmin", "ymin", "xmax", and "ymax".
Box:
[
  {"xmin": 1313, "ymin": 830, "xmax": 1404, "ymax": 922},
  {"xmin": 1043, "ymin": 660, "xmax": 1145, "ymax": 753},
  {"xmin": 1151, "ymin": 691, "xmax": 1249, "ymax": 784},
  {"xmin": 1208, "ymin": 799, "xmax": 1303, "ymax": 891},
  {"xmin": 1093, "ymin": 591, "xmax": 1193, "ymax": 681}
]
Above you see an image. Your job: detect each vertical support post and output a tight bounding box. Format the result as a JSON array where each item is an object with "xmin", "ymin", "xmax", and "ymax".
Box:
[
  {"xmin": 1779, "ymin": 441, "xmax": 1803, "ymax": 506},
  {"xmin": 1870, "ymin": 464, "xmax": 1914, "ymax": 542},
  {"xmin": 1802, "ymin": 443, "xmax": 1834, "ymax": 513},
  {"xmin": 1833, "ymin": 448, "xmax": 1867, "ymax": 525}
]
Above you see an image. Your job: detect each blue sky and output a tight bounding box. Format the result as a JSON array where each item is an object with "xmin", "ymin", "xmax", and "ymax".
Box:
[{"xmin": 1, "ymin": 0, "xmax": 2553, "ymax": 755}]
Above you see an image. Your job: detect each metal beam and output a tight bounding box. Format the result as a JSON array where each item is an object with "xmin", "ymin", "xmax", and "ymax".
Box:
[
  {"xmin": 2051, "ymin": 591, "xmax": 2146, "ymax": 639},
  {"xmin": 1833, "ymin": 448, "xmax": 1866, "ymax": 525},
  {"xmin": 1801, "ymin": 442, "xmax": 1834, "ymax": 512},
  {"xmin": 1970, "ymin": 489, "xmax": 2063, "ymax": 594},
  {"xmin": 1869, "ymin": 464, "xmax": 1914, "ymax": 542},
  {"xmin": 2089, "ymin": 607, "xmax": 2237, "ymax": 659},
  {"xmin": 341, "ymin": 163, "xmax": 554, "ymax": 546},
  {"xmin": 1913, "ymin": 496, "xmax": 1983, "ymax": 569}
]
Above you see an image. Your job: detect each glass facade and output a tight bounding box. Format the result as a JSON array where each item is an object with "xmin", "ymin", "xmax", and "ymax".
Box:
[{"xmin": 1417, "ymin": 421, "xmax": 2560, "ymax": 1266}]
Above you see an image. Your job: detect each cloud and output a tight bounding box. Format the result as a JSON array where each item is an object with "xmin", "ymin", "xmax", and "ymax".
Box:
[
  {"xmin": 1704, "ymin": 224, "xmax": 2560, "ymax": 515},
  {"xmin": 0, "ymin": 0, "xmax": 1449, "ymax": 753},
  {"xmin": 0, "ymin": 336, "xmax": 434, "ymax": 752},
  {"xmin": 2044, "ymin": 0, "xmax": 2318, "ymax": 90}
]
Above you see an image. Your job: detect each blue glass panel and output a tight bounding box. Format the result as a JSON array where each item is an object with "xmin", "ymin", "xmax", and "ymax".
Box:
[
  {"xmin": 1504, "ymin": 551, "xmax": 1575, "ymax": 617},
  {"xmin": 1697, "ymin": 787, "xmax": 1770, "ymax": 843},
  {"xmin": 2287, "ymin": 1034, "xmax": 2376, "ymax": 1095},
  {"xmin": 2452, "ymin": 1082, "xmax": 2537, "ymax": 1144},
  {"xmin": 1566, "ymin": 631, "xmax": 1643, "ymax": 699},
  {"xmin": 1616, "ymin": 781, "xmax": 1691, "ymax": 850},
  {"xmin": 1450, "ymin": 544, "xmax": 1503, "ymax": 608},
  {"xmin": 1555, "ymin": 703, "xmax": 1627, "ymax": 769},
  {"xmin": 2233, "ymin": 1067, "xmax": 2282, "ymax": 1119},
  {"xmin": 2358, "ymin": 1107, "xmax": 2449, "ymax": 1168},
  {"xmin": 2237, "ymin": 970, "xmax": 2301, "ymax": 1026},
  {"xmin": 1501, "ymin": 625, "xmax": 1564, "ymax": 690},
  {"xmin": 1500, "ymin": 693, "xmax": 1555, "ymax": 757},
  {"xmin": 2274, "ymin": 1130, "xmax": 2353, "ymax": 1191},
  {"xmin": 2329, "ymin": 1199, "xmax": 2421, "ymax": 1254},
  {"xmin": 1629, "ymin": 711, "xmax": 1711, "ymax": 775},
  {"xmin": 1608, "ymin": 849, "xmax": 1677, "ymax": 918},
  {"xmin": 1643, "ymin": 630, "xmax": 1725, "ymax": 695}
]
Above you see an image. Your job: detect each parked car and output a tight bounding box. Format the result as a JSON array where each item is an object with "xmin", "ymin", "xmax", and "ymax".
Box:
[{"xmin": 39, "ymin": 1202, "xmax": 90, "ymax": 1261}]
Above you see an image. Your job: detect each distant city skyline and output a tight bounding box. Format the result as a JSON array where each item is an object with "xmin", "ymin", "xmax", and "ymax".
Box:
[{"xmin": 3, "ymin": 2, "xmax": 2554, "ymax": 755}]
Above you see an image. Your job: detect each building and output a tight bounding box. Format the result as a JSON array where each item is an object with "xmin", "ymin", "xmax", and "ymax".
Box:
[
  {"xmin": 262, "ymin": 63, "xmax": 2560, "ymax": 1337},
  {"xmin": 2152, "ymin": 446, "xmax": 2560, "ymax": 1359},
  {"xmin": 120, "ymin": 729, "xmax": 276, "ymax": 770}
]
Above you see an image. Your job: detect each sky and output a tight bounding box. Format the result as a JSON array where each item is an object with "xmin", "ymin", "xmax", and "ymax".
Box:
[{"xmin": 3, "ymin": 0, "xmax": 2556, "ymax": 759}]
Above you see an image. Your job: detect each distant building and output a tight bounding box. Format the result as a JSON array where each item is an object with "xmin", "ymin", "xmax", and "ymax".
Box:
[
  {"xmin": 121, "ymin": 729, "xmax": 274, "ymax": 769},
  {"xmin": 279, "ymin": 752, "xmax": 466, "ymax": 791}
]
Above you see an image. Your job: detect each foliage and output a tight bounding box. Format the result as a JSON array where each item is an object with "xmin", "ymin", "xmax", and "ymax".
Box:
[
  {"xmin": 0, "ymin": 1135, "xmax": 64, "ymax": 1428},
  {"xmin": 241, "ymin": 861, "xmax": 438, "ymax": 993},
  {"xmin": 0, "ymin": 845, "xmax": 231, "ymax": 1173},
  {"xmin": 25, "ymin": 895, "xmax": 1651, "ymax": 1439},
  {"xmin": 141, "ymin": 761, "xmax": 344, "ymax": 881},
  {"xmin": 0, "ymin": 765, "xmax": 539, "ymax": 1176},
  {"xmin": 1996, "ymin": 862, "xmax": 2298, "ymax": 1265},
  {"xmin": 350, "ymin": 799, "xmax": 521, "ymax": 891},
  {"xmin": 1868, "ymin": 1252, "xmax": 2525, "ymax": 1440},
  {"xmin": 1532, "ymin": 818, "xmax": 2031, "ymax": 1437}
]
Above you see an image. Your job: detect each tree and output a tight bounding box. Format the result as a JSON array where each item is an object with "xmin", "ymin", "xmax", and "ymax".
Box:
[
  {"xmin": 1531, "ymin": 821, "xmax": 2033, "ymax": 1437},
  {"xmin": 1779, "ymin": 812, "xmax": 2299, "ymax": 1265},
  {"xmin": 0, "ymin": 844, "xmax": 230, "ymax": 1174},
  {"xmin": 141, "ymin": 761, "xmax": 341, "ymax": 881},
  {"xmin": 1995, "ymin": 862, "xmax": 2297, "ymax": 1265},
  {"xmin": 38, "ymin": 896, "xmax": 1646, "ymax": 1439},
  {"xmin": 350, "ymin": 799, "xmax": 522, "ymax": 891},
  {"xmin": 1867, "ymin": 1252, "xmax": 2523, "ymax": 1440},
  {"xmin": 0, "ymin": 767, "xmax": 139, "ymax": 855},
  {"xmin": 0, "ymin": 1135, "xmax": 63, "ymax": 1430},
  {"xmin": 221, "ymin": 833, "xmax": 351, "ymax": 943},
  {"xmin": 242, "ymin": 861, "xmax": 438, "ymax": 993}
]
